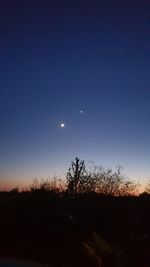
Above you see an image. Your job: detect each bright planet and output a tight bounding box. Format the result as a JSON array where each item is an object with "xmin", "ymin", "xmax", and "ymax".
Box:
[{"xmin": 60, "ymin": 123, "xmax": 65, "ymax": 128}]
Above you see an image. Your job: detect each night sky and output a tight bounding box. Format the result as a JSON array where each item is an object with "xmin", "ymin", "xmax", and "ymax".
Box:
[{"xmin": 0, "ymin": 0, "xmax": 150, "ymax": 189}]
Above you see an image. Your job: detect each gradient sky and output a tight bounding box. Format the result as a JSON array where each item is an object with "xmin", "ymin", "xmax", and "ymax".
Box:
[{"xmin": 0, "ymin": 0, "xmax": 150, "ymax": 189}]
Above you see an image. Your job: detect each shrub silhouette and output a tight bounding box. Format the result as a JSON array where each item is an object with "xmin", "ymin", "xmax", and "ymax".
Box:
[
  {"xmin": 29, "ymin": 177, "xmax": 63, "ymax": 196},
  {"xmin": 89, "ymin": 165, "xmax": 139, "ymax": 196},
  {"xmin": 145, "ymin": 180, "xmax": 150, "ymax": 194}
]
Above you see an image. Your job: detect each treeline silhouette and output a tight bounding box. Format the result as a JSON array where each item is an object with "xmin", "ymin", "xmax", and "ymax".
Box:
[{"xmin": 1, "ymin": 157, "xmax": 150, "ymax": 267}]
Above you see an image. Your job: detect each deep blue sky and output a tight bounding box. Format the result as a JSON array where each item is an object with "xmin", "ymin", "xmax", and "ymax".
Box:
[{"xmin": 0, "ymin": 0, "xmax": 150, "ymax": 189}]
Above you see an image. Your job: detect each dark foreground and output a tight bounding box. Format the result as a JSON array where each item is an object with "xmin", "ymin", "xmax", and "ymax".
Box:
[
  {"xmin": 0, "ymin": 259, "xmax": 49, "ymax": 267},
  {"xmin": 0, "ymin": 191, "xmax": 150, "ymax": 267}
]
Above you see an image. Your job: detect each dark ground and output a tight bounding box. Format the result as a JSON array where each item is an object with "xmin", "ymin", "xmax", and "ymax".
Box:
[{"xmin": 0, "ymin": 191, "xmax": 150, "ymax": 267}]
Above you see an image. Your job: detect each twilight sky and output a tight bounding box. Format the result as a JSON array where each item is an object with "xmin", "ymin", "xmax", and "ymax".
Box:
[{"xmin": 0, "ymin": 0, "xmax": 150, "ymax": 189}]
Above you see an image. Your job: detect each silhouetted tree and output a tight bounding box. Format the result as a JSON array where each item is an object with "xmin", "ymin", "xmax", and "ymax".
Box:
[
  {"xmin": 66, "ymin": 157, "xmax": 89, "ymax": 194},
  {"xmin": 90, "ymin": 165, "xmax": 139, "ymax": 196}
]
